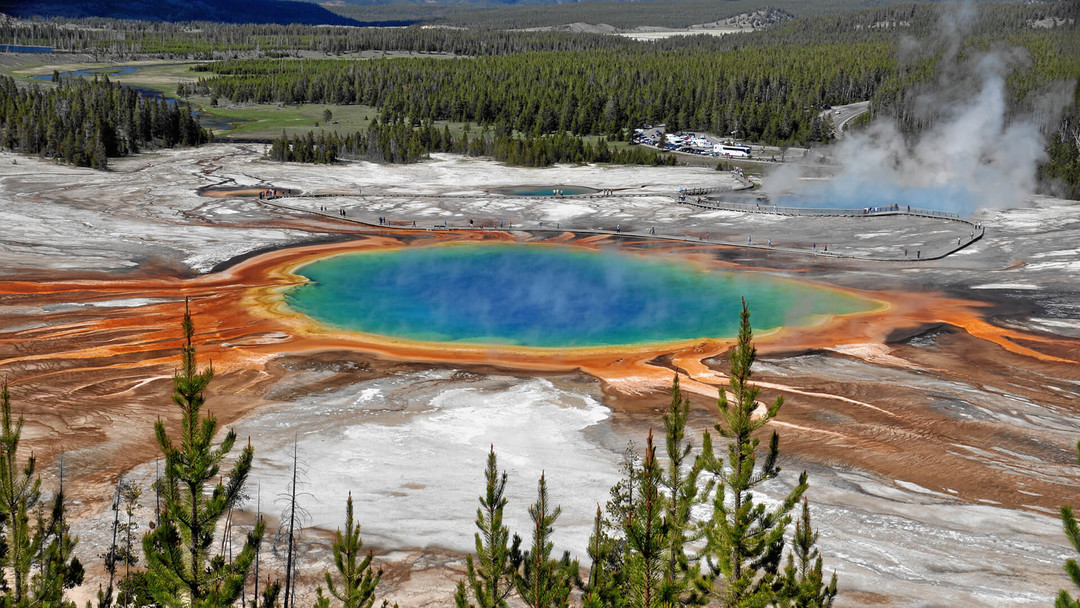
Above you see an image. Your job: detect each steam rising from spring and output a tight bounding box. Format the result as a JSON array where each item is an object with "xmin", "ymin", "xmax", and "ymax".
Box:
[{"xmin": 766, "ymin": 4, "xmax": 1071, "ymax": 215}]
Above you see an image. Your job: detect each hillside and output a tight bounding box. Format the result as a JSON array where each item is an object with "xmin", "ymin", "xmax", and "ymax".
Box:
[{"xmin": 1, "ymin": 0, "xmax": 366, "ymax": 26}]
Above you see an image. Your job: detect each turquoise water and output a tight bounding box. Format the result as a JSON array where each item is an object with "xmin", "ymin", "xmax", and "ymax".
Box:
[
  {"xmin": 493, "ymin": 186, "xmax": 596, "ymax": 196},
  {"xmin": 286, "ymin": 244, "xmax": 874, "ymax": 348}
]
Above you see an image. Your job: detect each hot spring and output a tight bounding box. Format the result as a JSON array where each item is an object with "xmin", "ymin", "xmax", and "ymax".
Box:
[
  {"xmin": 492, "ymin": 186, "xmax": 597, "ymax": 196},
  {"xmin": 284, "ymin": 243, "xmax": 876, "ymax": 348}
]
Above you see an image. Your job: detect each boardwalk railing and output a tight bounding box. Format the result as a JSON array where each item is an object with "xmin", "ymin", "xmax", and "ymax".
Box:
[{"xmin": 679, "ymin": 197, "xmax": 963, "ymax": 220}]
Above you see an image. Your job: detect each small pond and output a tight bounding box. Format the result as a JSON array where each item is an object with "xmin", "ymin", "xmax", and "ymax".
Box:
[{"xmin": 492, "ymin": 186, "xmax": 597, "ymax": 197}]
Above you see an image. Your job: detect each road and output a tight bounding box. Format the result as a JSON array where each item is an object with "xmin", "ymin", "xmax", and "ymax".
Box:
[{"xmin": 822, "ymin": 100, "xmax": 871, "ymax": 137}]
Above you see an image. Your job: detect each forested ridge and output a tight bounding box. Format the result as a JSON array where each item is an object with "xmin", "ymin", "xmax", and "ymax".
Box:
[
  {"xmin": 191, "ymin": 44, "xmax": 889, "ymax": 144},
  {"xmin": 2, "ymin": 3, "xmax": 1075, "ymax": 58},
  {"xmin": 0, "ymin": 74, "xmax": 208, "ymax": 169},
  {"xmin": 0, "ymin": 18, "xmax": 645, "ymax": 58}
]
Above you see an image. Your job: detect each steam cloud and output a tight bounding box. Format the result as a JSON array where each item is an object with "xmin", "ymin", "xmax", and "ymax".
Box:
[{"xmin": 765, "ymin": 3, "xmax": 1072, "ymax": 216}]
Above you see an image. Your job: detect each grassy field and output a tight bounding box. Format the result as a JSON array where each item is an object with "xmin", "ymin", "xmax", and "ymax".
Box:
[{"xmin": 199, "ymin": 102, "xmax": 382, "ymax": 139}]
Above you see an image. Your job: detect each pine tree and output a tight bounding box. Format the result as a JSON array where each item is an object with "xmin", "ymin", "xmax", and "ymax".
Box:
[
  {"xmin": 27, "ymin": 458, "xmax": 85, "ymax": 608},
  {"xmin": 117, "ymin": 480, "xmax": 143, "ymax": 607},
  {"xmin": 513, "ymin": 473, "xmax": 573, "ymax": 608},
  {"xmin": 100, "ymin": 475, "xmax": 124, "ymax": 608},
  {"xmin": 778, "ymin": 500, "xmax": 837, "ymax": 608},
  {"xmin": 581, "ymin": 506, "xmax": 625, "ymax": 608},
  {"xmin": 455, "ymin": 446, "xmax": 515, "ymax": 608},
  {"xmin": 314, "ymin": 493, "xmax": 383, "ymax": 608},
  {"xmin": 1058, "ymin": 440, "xmax": 1080, "ymax": 608},
  {"xmin": 0, "ymin": 379, "xmax": 42, "ymax": 603},
  {"xmin": 701, "ymin": 299, "xmax": 808, "ymax": 606},
  {"xmin": 781, "ymin": 498, "xmax": 838, "ymax": 608},
  {"xmin": 622, "ymin": 431, "xmax": 667, "ymax": 608},
  {"xmin": 660, "ymin": 375, "xmax": 710, "ymax": 606},
  {"xmin": 278, "ymin": 438, "xmax": 305, "ymax": 608},
  {"xmin": 142, "ymin": 301, "xmax": 264, "ymax": 608},
  {"xmin": 0, "ymin": 383, "xmax": 83, "ymax": 607}
]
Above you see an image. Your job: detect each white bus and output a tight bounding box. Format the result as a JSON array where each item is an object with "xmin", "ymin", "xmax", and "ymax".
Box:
[{"xmin": 714, "ymin": 143, "xmax": 751, "ymax": 157}]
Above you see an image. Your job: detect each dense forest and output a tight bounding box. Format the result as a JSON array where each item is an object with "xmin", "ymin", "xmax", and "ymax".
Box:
[
  {"xmin": 268, "ymin": 122, "xmax": 676, "ymax": 166},
  {"xmin": 189, "ymin": 45, "xmax": 887, "ymax": 144},
  {"xmin": 0, "ymin": 18, "xmax": 644, "ymax": 57},
  {"xmin": 0, "ymin": 74, "xmax": 208, "ymax": 169}
]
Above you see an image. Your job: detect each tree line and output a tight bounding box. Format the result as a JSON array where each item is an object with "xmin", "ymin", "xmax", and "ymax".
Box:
[
  {"xmin": 268, "ymin": 122, "xmax": 675, "ymax": 167},
  {"xmin": 0, "ymin": 74, "xmax": 208, "ymax": 169},
  {"xmin": 0, "ymin": 18, "xmax": 645, "ymax": 59},
  {"xmin": 191, "ymin": 44, "xmax": 894, "ymax": 146},
  {"xmin": 3, "ymin": 4, "xmax": 1076, "ymax": 59}
]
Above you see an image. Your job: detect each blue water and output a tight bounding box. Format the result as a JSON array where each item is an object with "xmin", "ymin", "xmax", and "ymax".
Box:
[
  {"xmin": 493, "ymin": 186, "xmax": 597, "ymax": 196},
  {"xmin": 32, "ymin": 65, "xmax": 138, "ymax": 81},
  {"xmin": 0, "ymin": 45, "xmax": 52, "ymax": 53},
  {"xmin": 774, "ymin": 178, "xmax": 975, "ymax": 215},
  {"xmin": 285, "ymin": 243, "xmax": 874, "ymax": 348}
]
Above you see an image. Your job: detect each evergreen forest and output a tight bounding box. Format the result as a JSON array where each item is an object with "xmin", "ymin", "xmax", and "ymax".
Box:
[{"xmin": 0, "ymin": 74, "xmax": 208, "ymax": 169}]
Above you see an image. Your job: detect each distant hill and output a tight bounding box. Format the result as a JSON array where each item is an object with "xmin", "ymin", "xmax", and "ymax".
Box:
[{"xmin": 1, "ymin": 0, "xmax": 369, "ymax": 26}]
